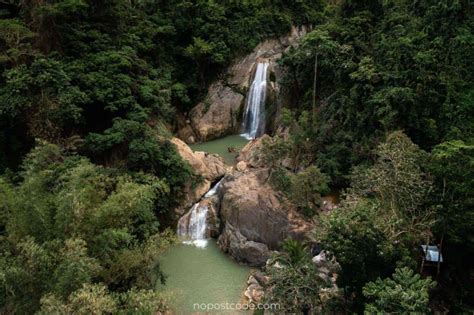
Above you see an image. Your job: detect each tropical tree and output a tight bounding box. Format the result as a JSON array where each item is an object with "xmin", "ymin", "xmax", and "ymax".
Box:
[
  {"xmin": 316, "ymin": 200, "xmax": 404, "ymax": 308},
  {"xmin": 429, "ymin": 139, "xmax": 474, "ymax": 249},
  {"xmin": 363, "ymin": 267, "xmax": 436, "ymax": 314},
  {"xmin": 350, "ymin": 131, "xmax": 435, "ymax": 244},
  {"xmin": 0, "ymin": 143, "xmax": 175, "ymax": 314},
  {"xmin": 290, "ymin": 165, "xmax": 329, "ymax": 217},
  {"xmin": 266, "ymin": 239, "xmax": 329, "ymax": 313}
]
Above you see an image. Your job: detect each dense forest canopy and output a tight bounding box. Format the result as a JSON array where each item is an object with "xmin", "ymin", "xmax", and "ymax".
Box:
[
  {"xmin": 0, "ymin": 0, "xmax": 322, "ymax": 174},
  {"xmin": 0, "ymin": 0, "xmax": 473, "ymax": 313},
  {"xmin": 280, "ymin": 0, "xmax": 473, "ymax": 186}
]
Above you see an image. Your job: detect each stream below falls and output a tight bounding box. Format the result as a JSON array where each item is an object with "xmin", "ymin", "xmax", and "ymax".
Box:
[{"xmin": 157, "ymin": 240, "xmax": 251, "ymax": 314}]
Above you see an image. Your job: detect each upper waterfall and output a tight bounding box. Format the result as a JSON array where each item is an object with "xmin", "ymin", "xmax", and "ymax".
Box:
[{"xmin": 241, "ymin": 62, "xmax": 269, "ymax": 139}]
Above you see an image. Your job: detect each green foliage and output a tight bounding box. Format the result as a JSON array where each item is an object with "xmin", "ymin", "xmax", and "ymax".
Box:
[
  {"xmin": 316, "ymin": 200, "xmax": 404, "ymax": 307},
  {"xmin": 266, "ymin": 239, "xmax": 328, "ymax": 313},
  {"xmin": 84, "ymin": 119, "xmax": 193, "ymax": 207},
  {"xmin": 363, "ymin": 267, "xmax": 436, "ymax": 314},
  {"xmin": 0, "ymin": 0, "xmax": 472, "ymax": 313},
  {"xmin": 278, "ymin": 238, "xmax": 310, "ymax": 266},
  {"xmin": 0, "ymin": 57, "xmax": 86, "ymax": 141},
  {"xmin": 430, "ymin": 139, "xmax": 474, "ymax": 248},
  {"xmin": 350, "ymin": 131, "xmax": 435, "ymax": 243},
  {"xmin": 315, "ymin": 132, "xmax": 441, "ymax": 310},
  {"xmin": 290, "ymin": 165, "xmax": 329, "ymax": 217},
  {"xmin": 0, "ymin": 0, "xmax": 321, "ymax": 197},
  {"xmin": 38, "ymin": 284, "xmax": 118, "ymax": 315},
  {"xmin": 268, "ymin": 166, "xmax": 292, "ymax": 193},
  {"xmin": 261, "ymin": 135, "xmax": 291, "ymax": 170},
  {"xmin": 262, "ymin": 135, "xmax": 329, "ymax": 217},
  {"xmin": 0, "ymin": 143, "xmax": 176, "ymax": 314},
  {"xmin": 53, "ymin": 239, "xmax": 102, "ymax": 299},
  {"xmin": 263, "ymin": 135, "xmax": 329, "ymax": 217},
  {"xmin": 281, "ymin": 0, "xmax": 474, "ymax": 185},
  {"xmin": 0, "ymin": 19, "xmax": 37, "ymax": 66},
  {"xmin": 0, "ymin": 1, "xmax": 327, "ymax": 313},
  {"xmin": 38, "ymin": 284, "xmax": 170, "ymax": 315},
  {"xmin": 428, "ymin": 139, "xmax": 474, "ymax": 309}
]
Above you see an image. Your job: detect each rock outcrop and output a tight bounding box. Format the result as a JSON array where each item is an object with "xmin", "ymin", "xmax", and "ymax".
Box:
[
  {"xmin": 312, "ymin": 251, "xmax": 342, "ymax": 306},
  {"xmin": 171, "ymin": 137, "xmax": 227, "ymax": 212},
  {"xmin": 236, "ymin": 135, "xmax": 270, "ymax": 168},
  {"xmin": 217, "ymin": 168, "xmax": 313, "ymax": 266},
  {"xmin": 219, "ymin": 223, "xmax": 270, "ymax": 266},
  {"xmin": 175, "ymin": 113, "xmax": 197, "ymax": 144},
  {"xmin": 189, "ymin": 83, "xmax": 245, "ymax": 142},
  {"xmin": 244, "ymin": 272, "xmax": 268, "ymax": 305},
  {"xmin": 178, "ymin": 26, "xmax": 310, "ymax": 143}
]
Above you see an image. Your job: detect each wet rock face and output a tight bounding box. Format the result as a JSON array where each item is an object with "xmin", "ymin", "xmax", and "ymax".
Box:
[
  {"xmin": 203, "ymin": 196, "xmax": 221, "ymax": 238},
  {"xmin": 178, "ymin": 26, "xmax": 310, "ymax": 143}
]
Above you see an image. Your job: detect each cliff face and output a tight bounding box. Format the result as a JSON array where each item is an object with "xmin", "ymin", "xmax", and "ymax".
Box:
[
  {"xmin": 172, "ymin": 135, "xmax": 314, "ymax": 267},
  {"xmin": 217, "ymin": 167, "xmax": 313, "ymax": 266},
  {"xmin": 177, "ymin": 26, "xmax": 310, "ymax": 143},
  {"xmin": 170, "ymin": 137, "xmax": 227, "ymax": 213},
  {"xmin": 173, "ymin": 27, "xmax": 316, "ymax": 266}
]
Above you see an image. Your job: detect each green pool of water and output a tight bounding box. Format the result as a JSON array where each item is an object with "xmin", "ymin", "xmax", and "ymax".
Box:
[
  {"xmin": 190, "ymin": 135, "xmax": 249, "ymax": 165},
  {"xmin": 157, "ymin": 240, "xmax": 251, "ymax": 314}
]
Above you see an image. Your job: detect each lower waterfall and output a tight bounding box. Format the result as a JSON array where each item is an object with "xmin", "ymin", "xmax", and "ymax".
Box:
[
  {"xmin": 177, "ymin": 203, "xmax": 209, "ymax": 247},
  {"xmin": 177, "ymin": 179, "xmax": 223, "ymax": 248}
]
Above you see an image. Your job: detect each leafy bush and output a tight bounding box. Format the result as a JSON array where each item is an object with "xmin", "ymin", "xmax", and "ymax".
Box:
[{"xmin": 363, "ymin": 267, "xmax": 436, "ymax": 314}]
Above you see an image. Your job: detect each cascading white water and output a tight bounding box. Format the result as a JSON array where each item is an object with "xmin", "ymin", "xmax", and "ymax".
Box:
[
  {"xmin": 204, "ymin": 178, "xmax": 223, "ymax": 197},
  {"xmin": 177, "ymin": 179, "xmax": 223, "ymax": 248},
  {"xmin": 241, "ymin": 62, "xmax": 269, "ymax": 139},
  {"xmin": 178, "ymin": 203, "xmax": 209, "ymax": 248}
]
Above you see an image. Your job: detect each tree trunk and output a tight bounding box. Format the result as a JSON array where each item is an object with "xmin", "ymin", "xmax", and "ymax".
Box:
[{"xmin": 312, "ymin": 52, "xmax": 318, "ymax": 114}]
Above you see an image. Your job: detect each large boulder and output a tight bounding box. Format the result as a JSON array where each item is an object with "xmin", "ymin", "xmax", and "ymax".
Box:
[
  {"xmin": 171, "ymin": 137, "xmax": 226, "ymax": 181},
  {"xmin": 189, "ymin": 82, "xmax": 244, "ymax": 141},
  {"xmin": 218, "ymin": 168, "xmax": 313, "ymax": 265},
  {"xmin": 171, "ymin": 138, "xmax": 227, "ymax": 211},
  {"xmin": 237, "ymin": 134, "xmax": 297, "ymax": 170},
  {"xmin": 219, "ymin": 223, "xmax": 270, "ymax": 266}
]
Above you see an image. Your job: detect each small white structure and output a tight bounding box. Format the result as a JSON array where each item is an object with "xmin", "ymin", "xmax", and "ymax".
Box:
[
  {"xmin": 421, "ymin": 245, "xmax": 443, "ymax": 263},
  {"xmin": 420, "ymin": 244, "xmax": 443, "ymax": 276}
]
